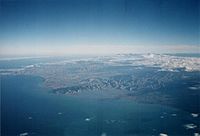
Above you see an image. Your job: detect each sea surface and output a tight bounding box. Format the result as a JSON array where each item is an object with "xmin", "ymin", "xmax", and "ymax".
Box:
[{"xmin": 1, "ymin": 75, "xmax": 199, "ymax": 136}]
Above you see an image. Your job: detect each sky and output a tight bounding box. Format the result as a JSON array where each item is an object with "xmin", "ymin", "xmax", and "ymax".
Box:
[{"xmin": 0, "ymin": 0, "xmax": 199, "ymax": 56}]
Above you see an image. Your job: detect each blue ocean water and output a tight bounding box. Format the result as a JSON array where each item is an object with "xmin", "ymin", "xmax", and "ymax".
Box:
[
  {"xmin": 166, "ymin": 53, "xmax": 200, "ymax": 58},
  {"xmin": 0, "ymin": 55, "xmax": 94, "ymax": 69},
  {"xmin": 1, "ymin": 75, "xmax": 199, "ymax": 136},
  {"xmin": 0, "ymin": 57, "xmax": 65, "ymax": 69}
]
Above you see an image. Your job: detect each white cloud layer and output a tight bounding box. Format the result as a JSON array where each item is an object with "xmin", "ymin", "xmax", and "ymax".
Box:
[
  {"xmin": 0, "ymin": 45, "xmax": 199, "ymax": 56},
  {"xmin": 106, "ymin": 53, "xmax": 200, "ymax": 72}
]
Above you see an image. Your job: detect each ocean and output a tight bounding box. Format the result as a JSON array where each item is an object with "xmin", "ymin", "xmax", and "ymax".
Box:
[{"xmin": 1, "ymin": 75, "xmax": 199, "ymax": 136}]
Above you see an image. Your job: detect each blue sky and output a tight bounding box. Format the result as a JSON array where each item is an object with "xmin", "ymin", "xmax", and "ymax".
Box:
[{"xmin": 0, "ymin": 0, "xmax": 199, "ymax": 56}]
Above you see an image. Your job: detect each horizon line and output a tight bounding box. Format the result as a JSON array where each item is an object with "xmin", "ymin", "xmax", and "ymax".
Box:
[{"xmin": 0, "ymin": 45, "xmax": 199, "ymax": 57}]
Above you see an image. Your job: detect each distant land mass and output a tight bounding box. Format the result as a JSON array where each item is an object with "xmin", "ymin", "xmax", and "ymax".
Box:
[{"xmin": 1, "ymin": 53, "xmax": 200, "ymax": 113}]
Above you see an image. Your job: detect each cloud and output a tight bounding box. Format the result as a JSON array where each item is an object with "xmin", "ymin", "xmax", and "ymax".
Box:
[{"xmin": 0, "ymin": 44, "xmax": 199, "ymax": 56}]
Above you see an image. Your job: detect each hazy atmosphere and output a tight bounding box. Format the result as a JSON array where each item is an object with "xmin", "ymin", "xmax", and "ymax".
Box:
[{"xmin": 0, "ymin": 0, "xmax": 199, "ymax": 56}]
